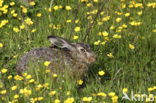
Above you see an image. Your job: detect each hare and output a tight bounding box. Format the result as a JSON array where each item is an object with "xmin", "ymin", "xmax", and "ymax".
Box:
[{"xmin": 16, "ymin": 36, "xmax": 97, "ymax": 78}]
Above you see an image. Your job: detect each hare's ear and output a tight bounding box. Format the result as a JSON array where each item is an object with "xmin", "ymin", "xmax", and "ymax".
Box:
[{"xmin": 48, "ymin": 36, "xmax": 75, "ymax": 51}]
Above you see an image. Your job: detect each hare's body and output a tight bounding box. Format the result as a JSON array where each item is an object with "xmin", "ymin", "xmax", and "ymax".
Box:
[
  {"xmin": 16, "ymin": 47, "xmax": 87, "ymax": 76},
  {"xmin": 16, "ymin": 36, "xmax": 96, "ymax": 78}
]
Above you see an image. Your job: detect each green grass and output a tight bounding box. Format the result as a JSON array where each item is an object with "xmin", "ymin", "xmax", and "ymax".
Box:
[{"xmin": 0, "ymin": 0, "xmax": 156, "ymax": 103}]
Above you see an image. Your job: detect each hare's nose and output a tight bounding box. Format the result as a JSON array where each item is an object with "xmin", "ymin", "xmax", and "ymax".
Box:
[{"xmin": 93, "ymin": 54, "xmax": 97, "ymax": 60}]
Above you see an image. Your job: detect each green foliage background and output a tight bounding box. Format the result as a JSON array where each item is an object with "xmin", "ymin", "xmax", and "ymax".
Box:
[{"xmin": 0, "ymin": 0, "xmax": 156, "ymax": 102}]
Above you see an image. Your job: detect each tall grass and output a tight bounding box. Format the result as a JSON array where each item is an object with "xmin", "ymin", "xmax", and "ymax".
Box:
[{"xmin": 0, "ymin": 0, "xmax": 156, "ymax": 102}]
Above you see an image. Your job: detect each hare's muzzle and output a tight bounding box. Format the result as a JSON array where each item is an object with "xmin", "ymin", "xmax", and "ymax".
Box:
[{"xmin": 88, "ymin": 54, "xmax": 97, "ymax": 63}]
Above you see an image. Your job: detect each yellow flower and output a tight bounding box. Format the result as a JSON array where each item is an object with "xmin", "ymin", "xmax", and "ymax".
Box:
[
  {"xmin": 64, "ymin": 97, "xmax": 74, "ymax": 103},
  {"xmin": 0, "ymin": 43, "xmax": 3, "ymax": 48},
  {"xmin": 25, "ymin": 18, "xmax": 33, "ymax": 25},
  {"xmin": 102, "ymin": 16, "xmax": 110, "ymax": 22},
  {"xmin": 36, "ymin": 84, "xmax": 43, "ymax": 91},
  {"xmin": 123, "ymin": 88, "xmax": 128, "ymax": 93},
  {"xmin": 101, "ymin": 41, "xmax": 106, "ymax": 45},
  {"xmin": 38, "ymin": 97, "xmax": 43, "ymax": 101},
  {"xmin": 11, "ymin": 86, "xmax": 17, "ymax": 91},
  {"xmin": 24, "ymin": 89, "xmax": 32, "ymax": 96},
  {"xmin": 20, "ymin": 24, "xmax": 25, "ymax": 29},
  {"xmin": 108, "ymin": 92, "xmax": 115, "ymax": 97},
  {"xmin": 87, "ymin": 3, "xmax": 92, "ymax": 7},
  {"xmin": 53, "ymin": 6, "xmax": 59, "ymax": 10},
  {"xmin": 59, "ymin": 5, "xmax": 63, "ymax": 9},
  {"xmin": 129, "ymin": 44, "xmax": 135, "ymax": 50},
  {"xmin": 30, "ymin": 98, "xmax": 38, "ymax": 103},
  {"xmin": 74, "ymin": 27, "xmax": 80, "ymax": 32},
  {"xmin": 31, "ymin": 29, "xmax": 36, "ymax": 33},
  {"xmin": 22, "ymin": 7, "xmax": 27, "ymax": 13},
  {"xmin": 75, "ymin": 19, "xmax": 79, "ymax": 24},
  {"xmin": 98, "ymin": 70, "xmax": 105, "ymax": 76},
  {"xmin": 54, "ymin": 99, "xmax": 60, "ymax": 103},
  {"xmin": 115, "ymin": 11, "xmax": 122, "ymax": 15},
  {"xmin": 146, "ymin": 98, "xmax": 150, "ymax": 102},
  {"xmin": 82, "ymin": 97, "xmax": 92, "ymax": 102},
  {"xmin": 91, "ymin": 9, "xmax": 98, "ymax": 14},
  {"xmin": 0, "ymin": 90, "xmax": 7, "ymax": 95},
  {"xmin": 122, "ymin": 24, "xmax": 127, "ymax": 28},
  {"xmin": 73, "ymin": 36, "xmax": 78, "ymax": 40},
  {"xmin": 14, "ymin": 94, "xmax": 19, "ymax": 99},
  {"xmin": 23, "ymin": 72, "xmax": 27, "ymax": 77},
  {"xmin": 26, "ymin": 75, "xmax": 32, "ymax": 80},
  {"xmin": 137, "ymin": 11, "xmax": 142, "ymax": 15},
  {"xmin": 148, "ymin": 88, "xmax": 154, "ymax": 92},
  {"xmin": 78, "ymin": 80, "xmax": 83, "ymax": 85},
  {"xmin": 107, "ymin": 53, "xmax": 114, "ymax": 58},
  {"xmin": 10, "ymin": 2, "xmax": 15, "ymax": 6},
  {"xmin": 8, "ymin": 75, "xmax": 12, "ymax": 79},
  {"xmin": 37, "ymin": 13, "xmax": 42, "ymax": 17},
  {"xmin": 1, "ymin": 68, "xmax": 7, "ymax": 74},
  {"xmin": 98, "ymin": 22, "xmax": 102, "ymax": 25},
  {"xmin": 14, "ymin": 75, "xmax": 23, "ymax": 81},
  {"xmin": 116, "ymin": 17, "xmax": 122, "ymax": 23},
  {"xmin": 13, "ymin": 27, "xmax": 19, "ymax": 32},
  {"xmin": 28, "ymin": 79, "xmax": 35, "ymax": 83},
  {"xmin": 53, "ymin": 25, "xmax": 56, "ymax": 29},
  {"xmin": 100, "ymin": 11, "xmax": 104, "ymax": 15},
  {"xmin": 65, "ymin": 6, "xmax": 71, "ymax": 10},
  {"xmin": 44, "ymin": 61, "xmax": 51, "ymax": 66},
  {"xmin": 93, "ymin": 0, "xmax": 98, "ymax": 3},
  {"xmin": 105, "ymin": 36, "xmax": 109, "ymax": 41},
  {"xmin": 81, "ymin": 0, "xmax": 88, "ymax": 2},
  {"xmin": 49, "ymin": 91, "xmax": 56, "ymax": 96},
  {"xmin": 45, "ymin": 69, "xmax": 50, "ymax": 73},
  {"xmin": 87, "ymin": 16, "xmax": 92, "ymax": 20},
  {"xmin": 112, "ymin": 96, "xmax": 118, "ymax": 103},
  {"xmin": 147, "ymin": 3, "xmax": 156, "ymax": 8},
  {"xmin": 149, "ymin": 94, "xmax": 153, "ymax": 98},
  {"xmin": 113, "ymin": 34, "xmax": 122, "ymax": 39},
  {"xmin": 0, "ymin": 20, "xmax": 8, "ymax": 28},
  {"xmin": 130, "ymin": 21, "xmax": 141, "ymax": 26},
  {"xmin": 97, "ymin": 32, "xmax": 102, "ymax": 36},
  {"xmin": 97, "ymin": 92, "xmax": 107, "ymax": 97},
  {"xmin": 121, "ymin": 3, "xmax": 126, "ymax": 9},
  {"xmin": 110, "ymin": 25, "xmax": 115, "ymax": 30},
  {"xmin": 94, "ymin": 40, "xmax": 100, "ymax": 45},
  {"xmin": 129, "ymin": 4, "xmax": 134, "ymax": 8},
  {"xmin": 66, "ymin": 19, "xmax": 71, "ymax": 23},
  {"xmin": 53, "ymin": 73, "xmax": 57, "ymax": 78},
  {"xmin": 102, "ymin": 31, "xmax": 109, "ymax": 36},
  {"xmin": 13, "ymin": 13, "xmax": 17, "ymax": 17},
  {"xmin": 48, "ymin": 8, "xmax": 52, "ymax": 12},
  {"xmin": 11, "ymin": 10, "xmax": 15, "ymax": 14},
  {"xmin": 66, "ymin": 91, "xmax": 70, "ymax": 95},
  {"xmin": 3, "ymin": 9, "xmax": 8, "ymax": 14},
  {"xmin": 44, "ymin": 83, "xmax": 49, "ymax": 88},
  {"xmin": 125, "ymin": 13, "xmax": 130, "ymax": 17},
  {"xmin": 134, "ymin": 3, "xmax": 143, "ymax": 8},
  {"xmin": 152, "ymin": 29, "xmax": 156, "ymax": 32},
  {"xmin": 30, "ymin": 1, "xmax": 35, "ymax": 6}
]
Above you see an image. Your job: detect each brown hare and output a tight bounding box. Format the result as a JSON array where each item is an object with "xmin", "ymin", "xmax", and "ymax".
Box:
[{"xmin": 16, "ymin": 36, "xmax": 97, "ymax": 78}]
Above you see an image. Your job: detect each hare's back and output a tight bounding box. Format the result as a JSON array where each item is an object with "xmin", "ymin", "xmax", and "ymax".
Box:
[{"xmin": 16, "ymin": 47, "xmax": 61, "ymax": 74}]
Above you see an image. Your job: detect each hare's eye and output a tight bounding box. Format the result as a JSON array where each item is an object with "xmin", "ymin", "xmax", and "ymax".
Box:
[{"xmin": 80, "ymin": 48, "xmax": 86, "ymax": 53}]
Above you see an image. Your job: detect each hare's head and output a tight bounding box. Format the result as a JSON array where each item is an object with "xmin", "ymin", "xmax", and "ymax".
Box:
[{"xmin": 48, "ymin": 36, "xmax": 97, "ymax": 64}]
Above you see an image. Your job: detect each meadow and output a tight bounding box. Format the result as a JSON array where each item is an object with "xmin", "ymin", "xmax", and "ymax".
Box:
[{"xmin": 0, "ymin": 0, "xmax": 156, "ymax": 103}]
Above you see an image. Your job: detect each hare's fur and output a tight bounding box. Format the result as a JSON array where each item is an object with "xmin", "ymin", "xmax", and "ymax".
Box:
[{"xmin": 16, "ymin": 36, "xmax": 97, "ymax": 78}]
